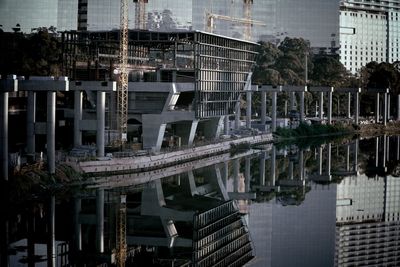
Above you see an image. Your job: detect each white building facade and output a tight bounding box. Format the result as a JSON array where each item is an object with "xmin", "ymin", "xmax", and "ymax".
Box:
[{"xmin": 340, "ymin": 0, "xmax": 400, "ymax": 74}]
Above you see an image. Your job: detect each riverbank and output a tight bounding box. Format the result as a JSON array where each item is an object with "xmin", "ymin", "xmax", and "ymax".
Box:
[{"xmin": 356, "ymin": 121, "xmax": 400, "ymax": 137}]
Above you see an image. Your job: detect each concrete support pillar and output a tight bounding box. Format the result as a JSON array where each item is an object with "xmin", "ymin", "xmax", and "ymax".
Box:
[
  {"xmin": 397, "ymin": 136, "xmax": 400, "ymax": 161},
  {"xmin": 1, "ymin": 217, "xmax": 10, "ymax": 267},
  {"xmin": 27, "ymin": 91, "xmax": 36, "ymax": 155},
  {"xmin": 347, "ymin": 92, "xmax": 351, "ymax": 119},
  {"xmin": 246, "ymin": 91, "xmax": 252, "ymax": 128},
  {"xmin": 383, "ymin": 134, "xmax": 387, "ymax": 168},
  {"xmin": 271, "ymin": 146, "xmax": 276, "ymax": 186},
  {"xmin": 354, "ymin": 92, "xmax": 360, "ymax": 125},
  {"xmin": 235, "ymin": 101, "xmax": 240, "ymax": 130},
  {"xmin": 318, "ymin": 146, "xmax": 323, "ymax": 175},
  {"xmin": 261, "ymin": 91, "xmax": 267, "ymax": 125},
  {"xmin": 96, "ymin": 189, "xmax": 104, "ymax": 253},
  {"xmin": 387, "ymin": 94, "xmax": 391, "ymax": 120},
  {"xmin": 271, "ymin": 92, "xmax": 277, "ymax": 132},
  {"xmin": 74, "ymin": 198, "xmax": 82, "ymax": 251},
  {"xmin": 346, "ymin": 144, "xmax": 350, "ymax": 171},
  {"xmin": 96, "ymin": 91, "xmax": 105, "ymax": 157},
  {"xmin": 327, "ymin": 90, "xmax": 333, "ymax": 124},
  {"xmin": 233, "ymin": 159, "xmax": 240, "ymax": 192},
  {"xmin": 375, "ymin": 137, "xmax": 379, "ymax": 167},
  {"xmin": 47, "ymin": 195, "xmax": 56, "ymax": 267},
  {"xmin": 289, "ymin": 161, "xmax": 294, "ymax": 180},
  {"xmin": 259, "ymin": 152, "xmax": 266, "ymax": 186},
  {"xmin": 383, "ymin": 92, "xmax": 388, "ymax": 126},
  {"xmin": 223, "ymin": 162, "xmax": 229, "ymax": 188},
  {"xmin": 142, "ymin": 121, "xmax": 166, "ymax": 151},
  {"xmin": 187, "ymin": 171, "xmax": 198, "ymax": 196},
  {"xmin": 203, "ymin": 117, "xmax": 224, "ymax": 140},
  {"xmin": 376, "ymin": 93, "xmax": 380, "ymax": 123},
  {"xmin": 319, "ymin": 92, "xmax": 324, "ymax": 120},
  {"xmin": 300, "ymin": 91, "xmax": 305, "ymax": 121},
  {"xmin": 172, "ymin": 70, "xmax": 177, "ymax": 82},
  {"xmin": 224, "ymin": 115, "xmax": 230, "ymax": 135},
  {"xmin": 397, "ymin": 95, "xmax": 400, "ymax": 121},
  {"xmin": 290, "ymin": 91, "xmax": 295, "ymax": 111},
  {"xmin": 47, "ymin": 91, "xmax": 56, "ymax": 174},
  {"xmin": 74, "ymin": 91, "xmax": 82, "ymax": 147},
  {"xmin": 327, "ymin": 143, "xmax": 332, "ymax": 176},
  {"xmin": 0, "ymin": 92, "xmax": 8, "ymax": 180},
  {"xmin": 214, "ymin": 166, "xmax": 229, "ymax": 201},
  {"xmin": 175, "ymin": 120, "xmax": 199, "ymax": 147},
  {"xmin": 245, "ymin": 157, "xmax": 251, "ymax": 192},
  {"xmin": 156, "ymin": 69, "xmax": 161, "ymax": 82},
  {"xmin": 299, "ymin": 150, "xmax": 304, "ymax": 180},
  {"xmin": 354, "ymin": 139, "xmax": 359, "ymax": 172}
]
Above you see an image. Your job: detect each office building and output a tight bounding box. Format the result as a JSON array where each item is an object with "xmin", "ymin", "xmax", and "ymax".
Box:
[{"xmin": 339, "ymin": 0, "xmax": 400, "ymax": 74}]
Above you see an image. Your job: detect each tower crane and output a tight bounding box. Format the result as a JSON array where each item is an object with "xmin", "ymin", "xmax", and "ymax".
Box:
[
  {"xmin": 115, "ymin": 195, "xmax": 127, "ymax": 267},
  {"xmin": 118, "ymin": 0, "xmax": 129, "ymax": 144},
  {"xmin": 243, "ymin": 0, "xmax": 253, "ymax": 40}
]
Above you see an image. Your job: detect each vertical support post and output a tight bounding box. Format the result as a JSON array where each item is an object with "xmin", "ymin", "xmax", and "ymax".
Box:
[
  {"xmin": 245, "ymin": 157, "xmax": 251, "ymax": 192},
  {"xmin": 97, "ymin": 91, "xmax": 105, "ymax": 157},
  {"xmin": 233, "ymin": 159, "xmax": 240, "ymax": 192},
  {"xmin": 387, "ymin": 94, "xmax": 391, "ymax": 120},
  {"xmin": 289, "ymin": 161, "xmax": 294, "ymax": 180},
  {"xmin": 0, "ymin": 92, "xmax": 8, "ymax": 180},
  {"xmin": 272, "ymin": 91, "xmax": 277, "ymax": 132},
  {"xmin": 224, "ymin": 115, "xmax": 229, "ymax": 135},
  {"xmin": 259, "ymin": 152, "xmax": 266, "ymax": 186},
  {"xmin": 383, "ymin": 92, "xmax": 388, "ymax": 126},
  {"xmin": 299, "ymin": 149, "xmax": 304, "ymax": 180},
  {"xmin": 261, "ymin": 91, "xmax": 266, "ymax": 125},
  {"xmin": 47, "ymin": 195, "xmax": 56, "ymax": 267},
  {"xmin": 290, "ymin": 91, "xmax": 295, "ymax": 111},
  {"xmin": 383, "ymin": 134, "xmax": 387, "ymax": 168},
  {"xmin": 223, "ymin": 162, "xmax": 229, "ymax": 188},
  {"xmin": 346, "ymin": 144, "xmax": 350, "ymax": 171},
  {"xmin": 74, "ymin": 90, "xmax": 82, "ymax": 147},
  {"xmin": 74, "ymin": 198, "xmax": 82, "ymax": 251},
  {"xmin": 318, "ymin": 146, "xmax": 323, "ymax": 175},
  {"xmin": 375, "ymin": 137, "xmax": 379, "ymax": 167},
  {"xmin": 246, "ymin": 90, "xmax": 252, "ymax": 128},
  {"xmin": 397, "ymin": 94, "xmax": 400, "ymax": 121},
  {"xmin": 319, "ymin": 91, "xmax": 324, "ymax": 120},
  {"xmin": 27, "ymin": 91, "xmax": 36, "ymax": 155},
  {"xmin": 300, "ymin": 91, "xmax": 305, "ymax": 121},
  {"xmin": 354, "ymin": 139, "xmax": 359, "ymax": 172},
  {"xmin": 235, "ymin": 101, "xmax": 240, "ymax": 130},
  {"xmin": 354, "ymin": 90, "xmax": 360, "ymax": 125},
  {"xmin": 96, "ymin": 189, "xmax": 104, "ymax": 253},
  {"xmin": 376, "ymin": 93, "xmax": 380, "ymax": 123},
  {"xmin": 327, "ymin": 143, "xmax": 332, "ymax": 177},
  {"xmin": 271, "ymin": 146, "xmax": 276, "ymax": 186},
  {"xmin": 347, "ymin": 92, "xmax": 351, "ymax": 119},
  {"xmin": 397, "ymin": 136, "xmax": 400, "ymax": 161},
  {"xmin": 47, "ymin": 91, "xmax": 56, "ymax": 174},
  {"xmin": 327, "ymin": 89, "xmax": 333, "ymax": 124}
]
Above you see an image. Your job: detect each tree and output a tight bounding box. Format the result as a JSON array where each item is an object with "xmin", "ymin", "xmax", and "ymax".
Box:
[{"xmin": 310, "ymin": 55, "xmax": 348, "ymax": 87}]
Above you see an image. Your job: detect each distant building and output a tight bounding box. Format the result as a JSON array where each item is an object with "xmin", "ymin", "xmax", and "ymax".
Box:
[
  {"xmin": 339, "ymin": 0, "xmax": 400, "ymax": 74},
  {"xmin": 0, "ymin": 0, "xmax": 78, "ymax": 33}
]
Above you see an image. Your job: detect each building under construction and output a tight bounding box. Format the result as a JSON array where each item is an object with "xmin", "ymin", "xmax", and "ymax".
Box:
[{"xmin": 61, "ymin": 30, "xmax": 258, "ymax": 150}]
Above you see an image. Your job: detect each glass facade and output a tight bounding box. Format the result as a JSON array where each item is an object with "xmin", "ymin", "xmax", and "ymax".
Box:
[{"xmin": 0, "ymin": 0, "xmax": 77, "ymax": 33}]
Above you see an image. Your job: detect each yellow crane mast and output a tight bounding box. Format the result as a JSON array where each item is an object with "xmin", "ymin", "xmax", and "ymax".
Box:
[
  {"xmin": 116, "ymin": 195, "xmax": 127, "ymax": 267},
  {"xmin": 118, "ymin": 0, "xmax": 129, "ymax": 143}
]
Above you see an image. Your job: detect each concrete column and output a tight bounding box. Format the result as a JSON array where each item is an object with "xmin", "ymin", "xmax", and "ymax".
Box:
[
  {"xmin": 203, "ymin": 117, "xmax": 224, "ymax": 140},
  {"xmin": 245, "ymin": 157, "xmax": 251, "ymax": 192},
  {"xmin": 397, "ymin": 95, "xmax": 400, "ymax": 121},
  {"xmin": 142, "ymin": 120, "xmax": 166, "ymax": 151},
  {"xmin": 383, "ymin": 134, "xmax": 387, "ymax": 168},
  {"xmin": 397, "ymin": 136, "xmax": 400, "ymax": 161},
  {"xmin": 175, "ymin": 120, "xmax": 199, "ymax": 146},
  {"xmin": 156, "ymin": 69, "xmax": 161, "ymax": 82},
  {"xmin": 172, "ymin": 70, "xmax": 177, "ymax": 82},
  {"xmin": 233, "ymin": 159, "xmax": 240, "ymax": 192},
  {"xmin": 300, "ymin": 91, "xmax": 305, "ymax": 121},
  {"xmin": 96, "ymin": 91, "xmax": 105, "ymax": 157},
  {"xmin": 327, "ymin": 143, "xmax": 332, "ymax": 176},
  {"xmin": 290, "ymin": 91, "xmax": 295, "ymax": 110},
  {"xmin": 47, "ymin": 91, "xmax": 56, "ymax": 174},
  {"xmin": 74, "ymin": 198, "xmax": 82, "ymax": 251},
  {"xmin": 261, "ymin": 91, "xmax": 266, "ymax": 125},
  {"xmin": 327, "ymin": 90, "xmax": 333, "ymax": 124},
  {"xmin": 346, "ymin": 144, "xmax": 350, "ymax": 171},
  {"xmin": 271, "ymin": 146, "xmax": 276, "ymax": 186},
  {"xmin": 74, "ymin": 91, "xmax": 82, "ymax": 147},
  {"xmin": 383, "ymin": 92, "xmax": 388, "ymax": 126},
  {"xmin": 289, "ymin": 161, "xmax": 294, "ymax": 180},
  {"xmin": 224, "ymin": 115, "xmax": 229, "ymax": 135},
  {"xmin": 354, "ymin": 139, "xmax": 359, "ymax": 172},
  {"xmin": 354, "ymin": 92, "xmax": 360, "ymax": 125},
  {"xmin": 299, "ymin": 150, "xmax": 304, "ymax": 180},
  {"xmin": 235, "ymin": 101, "xmax": 240, "ymax": 130},
  {"xmin": 27, "ymin": 91, "xmax": 36, "ymax": 155},
  {"xmin": 259, "ymin": 152, "xmax": 266, "ymax": 186},
  {"xmin": 347, "ymin": 92, "xmax": 351, "ymax": 119},
  {"xmin": 96, "ymin": 189, "xmax": 104, "ymax": 253},
  {"xmin": 387, "ymin": 94, "xmax": 391, "ymax": 120},
  {"xmin": 246, "ymin": 91, "xmax": 252, "ymax": 128},
  {"xmin": 223, "ymin": 162, "xmax": 229, "ymax": 188},
  {"xmin": 271, "ymin": 91, "xmax": 277, "ymax": 132},
  {"xmin": 187, "ymin": 171, "xmax": 198, "ymax": 196},
  {"xmin": 318, "ymin": 146, "xmax": 323, "ymax": 175},
  {"xmin": 375, "ymin": 137, "xmax": 379, "ymax": 167},
  {"xmin": 0, "ymin": 92, "xmax": 8, "ymax": 180},
  {"xmin": 376, "ymin": 93, "xmax": 380, "ymax": 123},
  {"xmin": 319, "ymin": 92, "xmax": 324, "ymax": 120},
  {"xmin": 47, "ymin": 195, "xmax": 56, "ymax": 267}
]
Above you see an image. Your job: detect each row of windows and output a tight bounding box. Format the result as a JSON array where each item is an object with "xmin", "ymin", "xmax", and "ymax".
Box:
[{"xmin": 343, "ymin": 12, "xmax": 387, "ymax": 19}]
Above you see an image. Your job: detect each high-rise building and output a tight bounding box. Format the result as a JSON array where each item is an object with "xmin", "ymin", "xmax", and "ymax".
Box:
[
  {"xmin": 339, "ymin": 0, "xmax": 400, "ymax": 74},
  {"xmin": 0, "ymin": 0, "xmax": 78, "ymax": 33}
]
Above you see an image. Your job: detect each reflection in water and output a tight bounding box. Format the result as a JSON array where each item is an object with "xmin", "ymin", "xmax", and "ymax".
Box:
[{"xmin": 2, "ymin": 135, "xmax": 400, "ymax": 266}]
